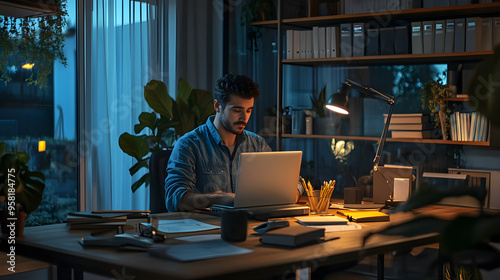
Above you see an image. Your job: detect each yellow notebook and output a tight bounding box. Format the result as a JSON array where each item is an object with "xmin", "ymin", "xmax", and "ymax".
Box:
[{"xmin": 336, "ymin": 210, "xmax": 389, "ymax": 222}]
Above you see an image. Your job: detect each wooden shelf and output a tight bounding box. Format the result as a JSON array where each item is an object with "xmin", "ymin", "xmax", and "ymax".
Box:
[
  {"xmin": 252, "ymin": 3, "xmax": 500, "ymax": 28},
  {"xmin": 283, "ymin": 51, "xmax": 493, "ymax": 66},
  {"xmin": 443, "ymin": 97, "xmax": 470, "ymax": 102},
  {"xmin": 281, "ymin": 134, "xmax": 491, "ymax": 146},
  {"xmin": 0, "ymin": 0, "xmax": 59, "ymax": 18}
]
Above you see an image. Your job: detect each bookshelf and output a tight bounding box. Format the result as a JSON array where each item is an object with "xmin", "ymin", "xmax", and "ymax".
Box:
[{"xmin": 267, "ymin": 0, "xmax": 499, "ymax": 148}]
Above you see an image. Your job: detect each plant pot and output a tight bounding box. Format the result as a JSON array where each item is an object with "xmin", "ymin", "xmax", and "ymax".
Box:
[
  {"xmin": 0, "ymin": 202, "xmax": 27, "ymax": 237},
  {"xmin": 314, "ymin": 116, "xmax": 337, "ymax": 135}
]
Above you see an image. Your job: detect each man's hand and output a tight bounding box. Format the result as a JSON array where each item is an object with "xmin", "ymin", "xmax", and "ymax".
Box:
[{"xmin": 178, "ymin": 191, "xmax": 235, "ymax": 212}]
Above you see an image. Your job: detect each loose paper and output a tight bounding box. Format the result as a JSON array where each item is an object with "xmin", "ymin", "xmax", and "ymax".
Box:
[{"xmin": 156, "ymin": 219, "xmax": 220, "ymax": 233}]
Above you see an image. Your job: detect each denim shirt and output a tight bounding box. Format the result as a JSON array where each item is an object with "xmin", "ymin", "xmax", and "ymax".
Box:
[{"xmin": 164, "ymin": 115, "xmax": 272, "ymax": 212}]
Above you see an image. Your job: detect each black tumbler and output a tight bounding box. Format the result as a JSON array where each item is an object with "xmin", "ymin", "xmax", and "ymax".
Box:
[{"xmin": 220, "ymin": 209, "xmax": 248, "ymax": 242}]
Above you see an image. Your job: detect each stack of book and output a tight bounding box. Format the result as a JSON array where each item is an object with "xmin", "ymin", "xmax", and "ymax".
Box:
[
  {"xmin": 66, "ymin": 211, "xmax": 128, "ymax": 230},
  {"xmin": 385, "ymin": 113, "xmax": 433, "ymax": 139},
  {"xmin": 450, "ymin": 111, "xmax": 489, "ymax": 142}
]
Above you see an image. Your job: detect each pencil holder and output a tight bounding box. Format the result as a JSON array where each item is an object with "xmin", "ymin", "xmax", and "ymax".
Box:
[
  {"xmin": 301, "ymin": 179, "xmax": 335, "ymax": 215},
  {"xmin": 307, "ymin": 190, "xmax": 334, "ymax": 214}
]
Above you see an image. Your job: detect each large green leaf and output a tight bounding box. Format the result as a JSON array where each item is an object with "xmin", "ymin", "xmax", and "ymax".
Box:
[
  {"xmin": 131, "ymin": 173, "xmax": 150, "ymax": 193},
  {"xmin": 118, "ymin": 133, "xmax": 150, "ymax": 161},
  {"xmin": 15, "ymin": 152, "xmax": 30, "ymax": 165},
  {"xmin": 16, "ymin": 171, "xmax": 45, "ymax": 214},
  {"xmin": 144, "ymin": 80, "xmax": 174, "ymax": 119},
  {"xmin": 173, "ymin": 98, "xmax": 196, "ymax": 136},
  {"xmin": 177, "ymin": 78, "xmax": 192, "ymax": 103},
  {"xmin": 129, "ymin": 158, "xmax": 149, "ymax": 176},
  {"xmin": 189, "ymin": 89, "xmax": 215, "ymax": 124},
  {"xmin": 134, "ymin": 112, "xmax": 157, "ymax": 134},
  {"xmin": 468, "ymin": 45, "xmax": 500, "ymax": 127}
]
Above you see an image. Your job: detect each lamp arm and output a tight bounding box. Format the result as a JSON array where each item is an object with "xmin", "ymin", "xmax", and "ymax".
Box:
[
  {"xmin": 373, "ymin": 101, "xmax": 394, "ymax": 172},
  {"xmin": 345, "ymin": 79, "xmax": 394, "ymax": 105}
]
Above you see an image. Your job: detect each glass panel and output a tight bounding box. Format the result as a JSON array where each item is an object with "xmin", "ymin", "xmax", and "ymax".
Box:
[{"xmin": 0, "ymin": 0, "xmax": 78, "ymax": 225}]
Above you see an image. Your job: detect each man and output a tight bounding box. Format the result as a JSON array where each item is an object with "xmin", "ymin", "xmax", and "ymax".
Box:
[{"xmin": 165, "ymin": 74, "xmax": 274, "ymax": 212}]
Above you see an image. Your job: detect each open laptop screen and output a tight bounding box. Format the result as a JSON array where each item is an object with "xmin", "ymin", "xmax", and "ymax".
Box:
[{"xmin": 234, "ymin": 151, "xmax": 302, "ymax": 208}]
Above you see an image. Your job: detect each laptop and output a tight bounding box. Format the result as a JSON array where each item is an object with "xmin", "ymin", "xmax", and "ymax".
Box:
[{"xmin": 210, "ymin": 151, "xmax": 309, "ymax": 220}]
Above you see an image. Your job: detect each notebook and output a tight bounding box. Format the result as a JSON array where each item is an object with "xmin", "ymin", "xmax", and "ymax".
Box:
[{"xmin": 210, "ymin": 151, "xmax": 309, "ymax": 220}]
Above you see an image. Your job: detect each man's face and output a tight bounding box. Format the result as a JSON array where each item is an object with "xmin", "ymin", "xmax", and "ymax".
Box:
[{"xmin": 217, "ymin": 95, "xmax": 255, "ymax": 135}]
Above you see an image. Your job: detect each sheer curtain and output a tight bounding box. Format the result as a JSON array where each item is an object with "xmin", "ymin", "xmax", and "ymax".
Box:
[
  {"xmin": 81, "ymin": 0, "xmax": 168, "ymax": 210},
  {"xmin": 81, "ymin": 0, "xmax": 223, "ymax": 211}
]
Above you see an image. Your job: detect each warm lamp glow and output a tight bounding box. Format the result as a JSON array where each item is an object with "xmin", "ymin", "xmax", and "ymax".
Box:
[
  {"xmin": 38, "ymin": 140, "xmax": 46, "ymax": 152},
  {"xmin": 325, "ymin": 104, "xmax": 349, "ymax": 115},
  {"xmin": 22, "ymin": 63, "xmax": 35, "ymax": 70}
]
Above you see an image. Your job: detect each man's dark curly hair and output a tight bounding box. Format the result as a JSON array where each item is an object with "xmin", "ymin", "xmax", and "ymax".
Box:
[{"xmin": 214, "ymin": 74, "xmax": 260, "ymax": 108}]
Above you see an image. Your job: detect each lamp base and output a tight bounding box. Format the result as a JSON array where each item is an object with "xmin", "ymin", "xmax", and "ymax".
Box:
[{"xmin": 384, "ymin": 199, "xmax": 403, "ymax": 208}]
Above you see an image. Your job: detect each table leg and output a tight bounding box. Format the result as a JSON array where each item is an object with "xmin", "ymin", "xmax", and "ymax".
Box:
[
  {"xmin": 57, "ymin": 263, "xmax": 71, "ymax": 279},
  {"xmin": 377, "ymin": 254, "xmax": 384, "ymax": 280}
]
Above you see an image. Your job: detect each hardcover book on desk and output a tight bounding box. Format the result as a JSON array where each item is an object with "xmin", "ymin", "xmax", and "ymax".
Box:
[{"xmin": 260, "ymin": 226, "xmax": 325, "ymax": 247}]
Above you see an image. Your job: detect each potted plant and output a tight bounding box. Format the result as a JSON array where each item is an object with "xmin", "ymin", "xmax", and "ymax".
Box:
[
  {"xmin": 311, "ymin": 85, "xmax": 338, "ymax": 135},
  {"xmin": 0, "ymin": 142, "xmax": 46, "ymax": 236},
  {"xmin": 240, "ymin": 0, "xmax": 275, "ymax": 51},
  {"xmin": 421, "ymin": 72, "xmax": 452, "ymax": 140},
  {"xmin": 119, "ymin": 79, "xmax": 215, "ymax": 192},
  {"xmin": 0, "ymin": 0, "xmax": 68, "ymax": 88}
]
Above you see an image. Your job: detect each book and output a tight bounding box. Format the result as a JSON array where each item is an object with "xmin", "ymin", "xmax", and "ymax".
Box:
[
  {"xmin": 295, "ymin": 215, "xmax": 348, "ymax": 226},
  {"xmin": 366, "ymin": 28, "xmax": 379, "ymax": 56},
  {"xmin": 388, "ymin": 123, "xmax": 434, "ymax": 131},
  {"xmin": 423, "ymin": 20, "xmax": 435, "ymax": 54},
  {"xmin": 494, "ymin": 17, "xmax": 500, "ymax": 48},
  {"xmin": 293, "ymin": 30, "xmax": 301, "ymax": 59},
  {"xmin": 444, "ymin": 19, "xmax": 455, "ymax": 53},
  {"xmin": 340, "ymin": 23, "xmax": 352, "ymax": 57},
  {"xmin": 434, "ymin": 20, "xmax": 445, "ymax": 53},
  {"xmin": 479, "ymin": 17, "xmax": 493, "ymax": 51},
  {"xmin": 391, "ymin": 130, "xmax": 432, "ymax": 139},
  {"xmin": 384, "ymin": 113, "xmax": 430, "ymax": 124},
  {"xmin": 318, "ymin": 27, "xmax": 326, "ymax": 58},
  {"xmin": 411, "ymin": 22, "xmax": 423, "ymax": 54},
  {"xmin": 394, "ymin": 26, "xmax": 409, "ymax": 55},
  {"xmin": 260, "ymin": 226, "xmax": 325, "ymax": 247},
  {"xmin": 313, "ymin": 26, "xmax": 319, "ymax": 59},
  {"xmin": 454, "ymin": 18, "xmax": 466, "ymax": 52},
  {"xmin": 336, "ymin": 210, "xmax": 389, "ymax": 222},
  {"xmin": 286, "ymin": 29, "xmax": 294, "ymax": 59},
  {"xmin": 466, "ymin": 17, "xmax": 479, "ymax": 52},
  {"xmin": 352, "ymin": 22, "xmax": 365, "ymax": 57},
  {"xmin": 380, "ymin": 27, "xmax": 395, "ymax": 55}
]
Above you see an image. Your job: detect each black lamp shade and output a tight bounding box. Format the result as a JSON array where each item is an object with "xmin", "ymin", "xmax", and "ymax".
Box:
[{"xmin": 326, "ymin": 83, "xmax": 350, "ymax": 115}]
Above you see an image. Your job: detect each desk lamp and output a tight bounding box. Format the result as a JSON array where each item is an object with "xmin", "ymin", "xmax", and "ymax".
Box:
[{"xmin": 326, "ymin": 79, "xmax": 397, "ymax": 206}]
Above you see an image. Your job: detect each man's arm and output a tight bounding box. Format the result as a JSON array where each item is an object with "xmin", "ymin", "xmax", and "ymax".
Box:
[{"xmin": 178, "ymin": 191, "xmax": 235, "ymax": 211}]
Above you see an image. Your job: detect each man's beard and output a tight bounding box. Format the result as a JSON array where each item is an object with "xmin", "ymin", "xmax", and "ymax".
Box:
[{"xmin": 222, "ymin": 117, "xmax": 246, "ymax": 135}]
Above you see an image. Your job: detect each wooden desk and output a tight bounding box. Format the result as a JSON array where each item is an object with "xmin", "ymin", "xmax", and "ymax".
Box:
[{"xmin": 8, "ymin": 207, "xmax": 472, "ymax": 280}]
